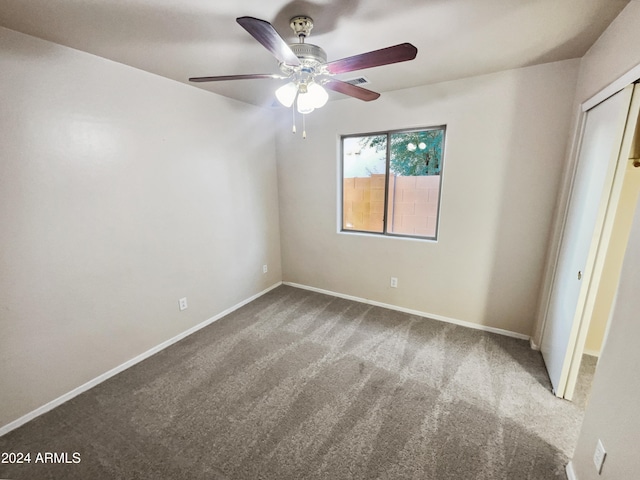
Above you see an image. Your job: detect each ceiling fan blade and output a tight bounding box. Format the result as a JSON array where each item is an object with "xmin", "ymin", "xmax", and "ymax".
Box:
[
  {"xmin": 189, "ymin": 73, "xmax": 285, "ymax": 82},
  {"xmin": 324, "ymin": 79, "xmax": 380, "ymax": 101},
  {"xmin": 236, "ymin": 16, "xmax": 300, "ymax": 66},
  {"xmin": 325, "ymin": 43, "xmax": 417, "ymax": 74}
]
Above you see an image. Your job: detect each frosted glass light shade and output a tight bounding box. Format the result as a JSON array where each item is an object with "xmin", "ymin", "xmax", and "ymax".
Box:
[
  {"xmin": 297, "ymin": 91, "xmax": 315, "ymax": 114},
  {"xmin": 275, "ymin": 82, "xmax": 297, "ymax": 107},
  {"xmin": 307, "ymin": 83, "xmax": 329, "ymax": 108}
]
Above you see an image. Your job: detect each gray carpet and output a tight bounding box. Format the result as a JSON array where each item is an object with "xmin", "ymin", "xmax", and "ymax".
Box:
[
  {"xmin": 572, "ymin": 354, "xmax": 598, "ymax": 411},
  {"xmin": 0, "ymin": 285, "xmax": 587, "ymax": 479}
]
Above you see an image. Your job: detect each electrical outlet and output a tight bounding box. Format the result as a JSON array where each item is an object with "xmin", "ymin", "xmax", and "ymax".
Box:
[
  {"xmin": 390, "ymin": 277, "xmax": 398, "ymax": 288},
  {"xmin": 593, "ymin": 439, "xmax": 606, "ymax": 474},
  {"xmin": 179, "ymin": 297, "xmax": 188, "ymax": 311},
  {"xmin": 263, "ymin": 264, "xmax": 268, "ymax": 274}
]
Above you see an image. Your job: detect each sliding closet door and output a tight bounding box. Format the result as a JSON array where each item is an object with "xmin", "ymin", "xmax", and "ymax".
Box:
[{"xmin": 541, "ymin": 86, "xmax": 634, "ymax": 397}]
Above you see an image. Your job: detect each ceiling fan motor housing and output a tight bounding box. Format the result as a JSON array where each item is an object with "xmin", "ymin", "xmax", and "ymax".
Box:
[
  {"xmin": 289, "ymin": 43, "xmax": 327, "ymax": 64},
  {"xmin": 279, "ymin": 43, "xmax": 328, "ymax": 79},
  {"xmin": 286, "ymin": 16, "xmax": 327, "ymax": 74}
]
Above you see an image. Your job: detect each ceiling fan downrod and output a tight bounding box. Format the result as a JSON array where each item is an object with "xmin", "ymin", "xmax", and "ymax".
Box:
[{"xmin": 290, "ymin": 15, "xmax": 313, "ymax": 43}]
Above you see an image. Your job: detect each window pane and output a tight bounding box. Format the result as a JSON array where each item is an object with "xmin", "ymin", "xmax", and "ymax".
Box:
[
  {"xmin": 386, "ymin": 129, "xmax": 444, "ymax": 238},
  {"xmin": 342, "ymin": 135, "xmax": 387, "ymax": 233}
]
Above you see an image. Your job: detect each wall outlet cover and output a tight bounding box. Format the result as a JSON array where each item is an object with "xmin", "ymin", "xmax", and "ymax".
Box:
[
  {"xmin": 179, "ymin": 297, "xmax": 188, "ymax": 311},
  {"xmin": 593, "ymin": 439, "xmax": 606, "ymax": 474}
]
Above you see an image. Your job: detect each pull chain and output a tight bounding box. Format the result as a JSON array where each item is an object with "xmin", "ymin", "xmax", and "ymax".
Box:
[
  {"xmin": 291, "ymin": 105, "xmax": 296, "ymax": 134},
  {"xmin": 302, "ymin": 113, "xmax": 307, "ymax": 139}
]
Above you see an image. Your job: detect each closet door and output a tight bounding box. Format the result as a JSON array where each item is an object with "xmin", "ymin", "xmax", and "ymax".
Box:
[{"xmin": 541, "ymin": 85, "xmax": 634, "ymax": 397}]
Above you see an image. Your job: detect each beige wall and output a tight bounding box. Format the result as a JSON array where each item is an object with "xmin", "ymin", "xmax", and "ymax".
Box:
[
  {"xmin": 387, "ymin": 175, "xmax": 441, "ymax": 237},
  {"xmin": 0, "ymin": 27, "xmax": 282, "ymax": 428},
  {"xmin": 532, "ymin": 1, "xmax": 640, "ymax": 348},
  {"xmin": 574, "ymin": 1, "xmax": 640, "ymax": 105},
  {"xmin": 276, "ymin": 59, "xmax": 579, "ymax": 336},
  {"xmin": 535, "ymin": 2, "xmax": 640, "ymax": 478},
  {"xmin": 570, "ymin": 196, "xmax": 640, "ymax": 479},
  {"xmin": 343, "ymin": 174, "xmax": 440, "ymax": 237},
  {"xmin": 343, "ymin": 175, "xmax": 386, "ymax": 232},
  {"xmin": 584, "ymin": 157, "xmax": 640, "ymax": 354}
]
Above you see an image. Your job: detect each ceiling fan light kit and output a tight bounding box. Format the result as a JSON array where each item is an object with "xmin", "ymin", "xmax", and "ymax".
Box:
[{"xmin": 189, "ymin": 15, "xmax": 417, "ymax": 138}]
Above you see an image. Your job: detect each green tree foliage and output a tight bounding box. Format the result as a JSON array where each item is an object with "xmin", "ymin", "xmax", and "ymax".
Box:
[{"xmin": 360, "ymin": 129, "xmax": 443, "ymax": 176}]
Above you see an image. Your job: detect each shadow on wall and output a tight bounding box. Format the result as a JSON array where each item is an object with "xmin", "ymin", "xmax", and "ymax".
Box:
[
  {"xmin": 482, "ymin": 64, "xmax": 578, "ymax": 336},
  {"xmin": 272, "ymin": 0, "xmax": 461, "ymax": 38},
  {"xmin": 273, "ymin": 0, "xmax": 360, "ymax": 35}
]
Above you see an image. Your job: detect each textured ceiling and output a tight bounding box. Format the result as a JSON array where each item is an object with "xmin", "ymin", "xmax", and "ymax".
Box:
[{"xmin": 0, "ymin": 0, "xmax": 630, "ymax": 107}]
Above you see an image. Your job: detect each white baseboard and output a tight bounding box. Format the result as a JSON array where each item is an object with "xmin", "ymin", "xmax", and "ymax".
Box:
[
  {"xmin": 530, "ymin": 338, "xmax": 541, "ymax": 351},
  {"xmin": 566, "ymin": 461, "xmax": 577, "ymax": 480},
  {"xmin": 528, "ymin": 338, "xmax": 599, "ymax": 357},
  {"xmin": 0, "ymin": 282, "xmax": 282, "ymax": 438},
  {"xmin": 283, "ymin": 282, "xmax": 530, "ymax": 341}
]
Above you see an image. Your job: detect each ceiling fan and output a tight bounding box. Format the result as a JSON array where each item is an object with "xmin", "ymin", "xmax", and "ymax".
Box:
[{"xmin": 189, "ymin": 15, "xmax": 418, "ymax": 118}]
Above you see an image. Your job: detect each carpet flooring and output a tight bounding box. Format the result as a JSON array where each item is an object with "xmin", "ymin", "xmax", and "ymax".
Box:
[{"xmin": 0, "ymin": 285, "xmax": 588, "ymax": 479}]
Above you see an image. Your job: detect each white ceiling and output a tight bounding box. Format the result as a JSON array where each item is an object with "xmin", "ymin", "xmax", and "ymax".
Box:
[{"xmin": 0, "ymin": 0, "xmax": 630, "ymax": 107}]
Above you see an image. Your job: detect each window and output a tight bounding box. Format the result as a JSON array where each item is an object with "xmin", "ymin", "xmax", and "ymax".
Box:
[{"xmin": 341, "ymin": 126, "xmax": 445, "ymax": 240}]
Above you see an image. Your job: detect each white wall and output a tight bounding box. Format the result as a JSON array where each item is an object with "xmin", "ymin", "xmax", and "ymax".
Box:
[
  {"xmin": 276, "ymin": 59, "xmax": 579, "ymax": 336},
  {"xmin": 569, "ymin": 196, "xmax": 640, "ymax": 480},
  {"xmin": 0, "ymin": 27, "xmax": 282, "ymax": 428},
  {"xmin": 532, "ymin": 1, "xmax": 640, "ymax": 347},
  {"xmin": 555, "ymin": 2, "xmax": 640, "ymax": 477},
  {"xmin": 574, "ymin": 0, "xmax": 640, "ymax": 105}
]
